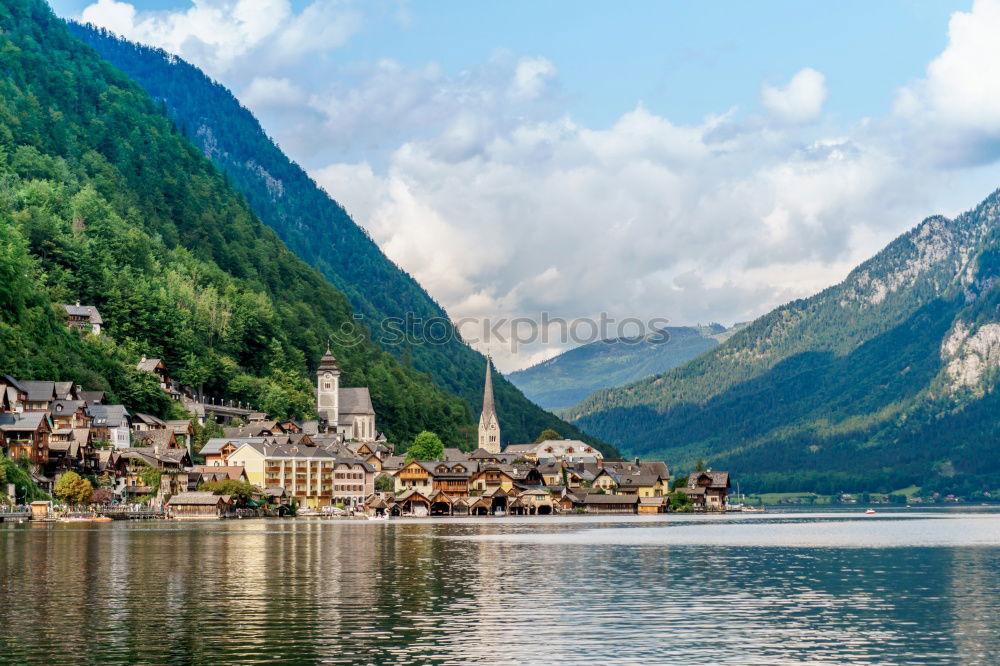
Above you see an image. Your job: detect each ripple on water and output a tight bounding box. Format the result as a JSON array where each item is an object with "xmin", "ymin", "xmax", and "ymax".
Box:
[{"xmin": 0, "ymin": 512, "xmax": 998, "ymax": 663}]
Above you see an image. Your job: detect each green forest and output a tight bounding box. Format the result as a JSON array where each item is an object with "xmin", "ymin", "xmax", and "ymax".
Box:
[
  {"xmin": 0, "ymin": 0, "xmax": 475, "ymax": 447},
  {"xmin": 570, "ymin": 197, "xmax": 1000, "ymax": 495},
  {"xmin": 67, "ymin": 22, "xmax": 612, "ymax": 453}
]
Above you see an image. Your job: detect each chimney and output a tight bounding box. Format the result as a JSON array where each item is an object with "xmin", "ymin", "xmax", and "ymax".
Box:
[
  {"xmin": 140, "ymin": 356, "xmax": 146, "ymax": 363},
  {"xmin": 634, "ymin": 457, "xmax": 640, "ymax": 466},
  {"xmin": 75, "ymin": 300, "xmax": 81, "ymax": 307}
]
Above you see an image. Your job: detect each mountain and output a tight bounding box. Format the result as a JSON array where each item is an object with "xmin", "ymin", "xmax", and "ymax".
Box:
[
  {"xmin": 0, "ymin": 0, "xmax": 474, "ymax": 445},
  {"xmin": 569, "ymin": 193, "xmax": 1000, "ymax": 496},
  {"xmin": 67, "ymin": 22, "xmax": 612, "ymax": 452},
  {"xmin": 508, "ymin": 325, "xmax": 739, "ymax": 410}
]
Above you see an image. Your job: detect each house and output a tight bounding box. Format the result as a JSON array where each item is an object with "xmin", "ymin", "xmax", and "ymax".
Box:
[
  {"xmin": 131, "ymin": 429, "xmax": 179, "ymax": 450},
  {"xmin": 166, "ymin": 420, "xmax": 194, "ymax": 452},
  {"xmin": 468, "ymin": 465, "xmax": 516, "ymax": 494},
  {"xmin": 0, "ymin": 412, "xmax": 51, "ymax": 465},
  {"xmin": 132, "ymin": 413, "xmax": 167, "ymax": 431},
  {"xmin": 8, "ymin": 379, "xmax": 76, "ymax": 412},
  {"xmin": 332, "ymin": 459, "xmax": 375, "ymax": 508},
  {"xmin": 88, "ymin": 404, "xmax": 131, "ymax": 448},
  {"xmin": 226, "ymin": 441, "xmax": 367, "ymax": 509},
  {"xmin": 430, "ymin": 460, "xmax": 478, "ymax": 497},
  {"xmin": 120, "ymin": 446, "xmax": 192, "ymax": 501},
  {"xmin": 200, "ymin": 437, "xmax": 266, "ymax": 466},
  {"xmin": 582, "ymin": 494, "xmax": 638, "ymax": 514},
  {"xmin": 638, "ymin": 496, "xmax": 667, "ymax": 514},
  {"xmin": 63, "ymin": 301, "xmax": 103, "ymax": 335},
  {"xmin": 394, "ymin": 489, "xmax": 431, "ymax": 516},
  {"xmin": 167, "ymin": 492, "xmax": 234, "ymax": 519},
  {"xmin": 190, "ymin": 465, "xmax": 249, "ymax": 483},
  {"xmin": 393, "ymin": 460, "xmax": 435, "ymax": 495},
  {"xmin": 135, "ymin": 358, "xmax": 181, "ymax": 399},
  {"xmin": 686, "ymin": 471, "xmax": 730, "ymax": 511},
  {"xmin": 504, "ymin": 439, "xmax": 603, "ymax": 463},
  {"xmin": 591, "ymin": 468, "xmax": 620, "ymax": 493}
]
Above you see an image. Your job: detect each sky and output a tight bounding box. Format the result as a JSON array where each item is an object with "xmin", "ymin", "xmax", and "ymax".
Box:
[{"xmin": 50, "ymin": 0, "xmax": 1000, "ymax": 371}]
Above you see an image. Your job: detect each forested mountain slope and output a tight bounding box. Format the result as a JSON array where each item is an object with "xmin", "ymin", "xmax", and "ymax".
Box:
[
  {"xmin": 0, "ymin": 0, "xmax": 473, "ymax": 445},
  {"xmin": 68, "ymin": 22, "xmax": 610, "ymax": 451},
  {"xmin": 569, "ymin": 194, "xmax": 1000, "ymax": 494},
  {"xmin": 509, "ymin": 325, "xmax": 736, "ymax": 410}
]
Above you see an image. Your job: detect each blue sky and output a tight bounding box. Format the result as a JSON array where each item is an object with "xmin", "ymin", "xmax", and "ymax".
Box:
[{"xmin": 53, "ymin": 0, "xmax": 1000, "ymax": 369}]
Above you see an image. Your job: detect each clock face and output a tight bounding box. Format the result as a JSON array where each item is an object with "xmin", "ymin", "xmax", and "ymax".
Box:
[
  {"xmin": 490, "ymin": 423, "xmax": 496, "ymax": 430},
  {"xmin": 324, "ymin": 373, "xmax": 332, "ymax": 380}
]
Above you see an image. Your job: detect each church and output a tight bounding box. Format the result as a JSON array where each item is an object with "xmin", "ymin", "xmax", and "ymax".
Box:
[
  {"xmin": 316, "ymin": 344, "xmax": 378, "ymax": 441},
  {"xmin": 478, "ymin": 357, "xmax": 501, "ymax": 453}
]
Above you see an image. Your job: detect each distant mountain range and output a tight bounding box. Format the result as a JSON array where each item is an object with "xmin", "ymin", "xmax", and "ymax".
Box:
[
  {"xmin": 569, "ymin": 192, "xmax": 1000, "ymax": 496},
  {"xmin": 508, "ymin": 324, "xmax": 742, "ymax": 410},
  {"xmin": 68, "ymin": 22, "xmax": 611, "ymax": 452}
]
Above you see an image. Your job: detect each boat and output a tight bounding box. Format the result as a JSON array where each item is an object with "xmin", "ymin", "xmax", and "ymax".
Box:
[
  {"xmin": 865, "ymin": 508, "xmax": 876, "ymax": 515},
  {"xmin": 367, "ymin": 514, "xmax": 389, "ymax": 521}
]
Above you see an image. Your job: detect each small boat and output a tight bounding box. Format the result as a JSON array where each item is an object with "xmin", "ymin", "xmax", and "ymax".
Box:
[
  {"xmin": 367, "ymin": 514, "xmax": 389, "ymax": 521},
  {"xmin": 865, "ymin": 508, "xmax": 876, "ymax": 515}
]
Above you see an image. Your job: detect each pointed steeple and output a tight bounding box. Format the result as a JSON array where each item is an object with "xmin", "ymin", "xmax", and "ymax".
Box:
[
  {"xmin": 478, "ymin": 356, "xmax": 501, "ymax": 453},
  {"xmin": 481, "ymin": 356, "xmax": 496, "ymax": 418}
]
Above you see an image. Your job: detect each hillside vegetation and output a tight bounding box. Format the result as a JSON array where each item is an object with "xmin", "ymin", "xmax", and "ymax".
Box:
[
  {"xmin": 68, "ymin": 23, "xmax": 612, "ymax": 451},
  {"xmin": 509, "ymin": 325, "xmax": 735, "ymax": 410},
  {"xmin": 0, "ymin": 0, "xmax": 471, "ymax": 446},
  {"xmin": 570, "ymin": 195, "xmax": 1000, "ymax": 495}
]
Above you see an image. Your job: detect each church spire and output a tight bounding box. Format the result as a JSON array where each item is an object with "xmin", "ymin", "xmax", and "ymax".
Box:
[{"xmin": 478, "ymin": 356, "xmax": 501, "ymax": 453}]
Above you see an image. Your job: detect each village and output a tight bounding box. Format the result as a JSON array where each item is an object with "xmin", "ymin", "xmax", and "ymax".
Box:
[{"xmin": 0, "ymin": 303, "xmax": 732, "ymax": 521}]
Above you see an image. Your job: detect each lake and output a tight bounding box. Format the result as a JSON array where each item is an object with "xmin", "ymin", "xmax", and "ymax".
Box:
[{"xmin": 1, "ymin": 509, "xmax": 998, "ymax": 664}]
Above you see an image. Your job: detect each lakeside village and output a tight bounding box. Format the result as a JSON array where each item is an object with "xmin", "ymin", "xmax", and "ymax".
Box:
[{"xmin": 0, "ymin": 303, "xmax": 735, "ymax": 521}]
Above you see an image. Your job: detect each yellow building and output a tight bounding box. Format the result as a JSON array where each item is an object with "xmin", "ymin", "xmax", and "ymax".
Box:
[{"xmin": 228, "ymin": 442, "xmax": 374, "ymax": 509}]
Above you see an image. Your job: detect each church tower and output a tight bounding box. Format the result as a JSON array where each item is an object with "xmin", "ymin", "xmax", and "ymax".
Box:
[
  {"xmin": 478, "ymin": 356, "xmax": 501, "ymax": 453},
  {"xmin": 317, "ymin": 342, "xmax": 340, "ymax": 429}
]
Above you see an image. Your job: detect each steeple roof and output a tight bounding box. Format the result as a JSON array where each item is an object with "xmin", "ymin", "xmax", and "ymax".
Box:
[
  {"xmin": 480, "ymin": 356, "xmax": 497, "ymax": 422},
  {"xmin": 318, "ymin": 342, "xmax": 340, "ymax": 372}
]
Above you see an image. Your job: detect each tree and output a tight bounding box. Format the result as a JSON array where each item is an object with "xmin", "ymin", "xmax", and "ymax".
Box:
[
  {"xmin": 54, "ymin": 471, "xmax": 94, "ymax": 505},
  {"xmin": 406, "ymin": 431, "xmax": 443, "ymax": 462},
  {"xmin": 92, "ymin": 487, "xmax": 115, "ymax": 503},
  {"xmin": 669, "ymin": 489, "xmax": 693, "ymax": 513},
  {"xmin": 673, "ymin": 475, "xmax": 689, "ymax": 490},
  {"xmin": 695, "ymin": 459, "xmax": 706, "ymax": 472},
  {"xmin": 374, "ymin": 475, "xmax": 395, "ymax": 492},
  {"xmin": 535, "ymin": 429, "xmax": 561, "ymax": 443},
  {"xmin": 199, "ymin": 479, "xmax": 255, "ymax": 504}
]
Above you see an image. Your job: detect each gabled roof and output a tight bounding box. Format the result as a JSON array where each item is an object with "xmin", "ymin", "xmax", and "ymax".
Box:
[
  {"xmin": 167, "ymin": 492, "xmax": 230, "ymax": 506},
  {"xmin": 200, "ymin": 437, "xmax": 266, "ymax": 455},
  {"xmin": 50, "ymin": 399, "xmax": 86, "ymax": 415},
  {"xmin": 131, "ymin": 429, "xmax": 176, "ymax": 448},
  {"xmin": 135, "ymin": 358, "xmax": 163, "ymax": 372},
  {"xmin": 688, "ymin": 471, "xmax": 730, "ymax": 489},
  {"xmin": 133, "ymin": 412, "xmax": 167, "ymax": 427},
  {"xmin": 18, "ymin": 380, "xmax": 58, "ymax": 402},
  {"xmin": 87, "ymin": 404, "xmax": 130, "ymax": 426},
  {"xmin": 63, "ymin": 303, "xmax": 103, "ymax": 324},
  {"xmin": 584, "ymin": 493, "xmax": 638, "ymax": 504},
  {"xmin": 190, "ymin": 466, "xmax": 247, "ymax": 481},
  {"xmin": 79, "ymin": 390, "xmax": 105, "ymax": 405},
  {"xmin": 0, "ymin": 412, "xmax": 49, "ymax": 431},
  {"xmin": 339, "ymin": 387, "xmax": 374, "ymax": 415}
]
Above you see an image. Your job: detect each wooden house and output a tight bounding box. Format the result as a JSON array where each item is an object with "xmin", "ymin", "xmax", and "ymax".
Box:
[{"xmin": 167, "ymin": 492, "xmax": 234, "ymax": 519}]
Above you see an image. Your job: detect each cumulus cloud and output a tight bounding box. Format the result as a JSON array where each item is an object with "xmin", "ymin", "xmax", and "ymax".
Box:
[
  {"xmin": 760, "ymin": 67, "xmax": 827, "ymax": 123},
  {"xmin": 79, "ymin": 0, "xmax": 361, "ymax": 76},
  {"xmin": 72, "ymin": 0, "xmax": 1000, "ymax": 371},
  {"xmin": 893, "ymin": 0, "xmax": 1000, "ymax": 165}
]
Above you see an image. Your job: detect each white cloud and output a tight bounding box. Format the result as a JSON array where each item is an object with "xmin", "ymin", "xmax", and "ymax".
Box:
[
  {"xmin": 241, "ymin": 76, "xmax": 308, "ymax": 108},
  {"xmin": 72, "ymin": 0, "xmax": 1000, "ymax": 372},
  {"xmin": 760, "ymin": 67, "xmax": 827, "ymax": 123},
  {"xmin": 79, "ymin": 0, "xmax": 361, "ymax": 76},
  {"xmin": 894, "ymin": 0, "xmax": 1000, "ymax": 165}
]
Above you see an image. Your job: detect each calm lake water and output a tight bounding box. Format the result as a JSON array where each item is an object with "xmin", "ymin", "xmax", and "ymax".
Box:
[{"xmin": 1, "ymin": 510, "xmax": 999, "ymax": 664}]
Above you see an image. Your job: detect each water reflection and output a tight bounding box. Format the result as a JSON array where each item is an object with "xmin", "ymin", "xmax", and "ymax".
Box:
[{"xmin": 0, "ymin": 513, "xmax": 998, "ymax": 663}]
